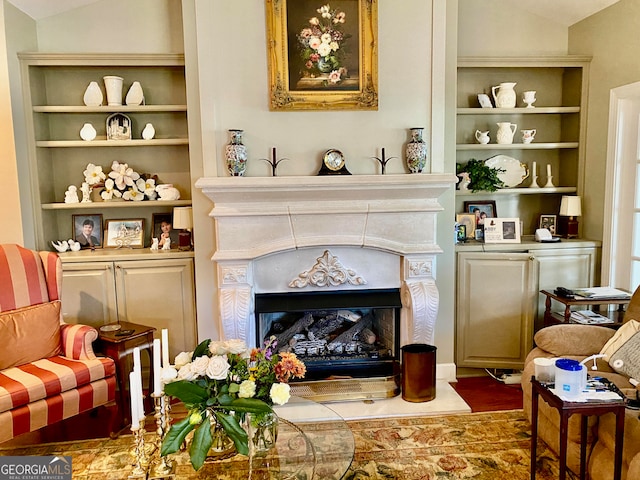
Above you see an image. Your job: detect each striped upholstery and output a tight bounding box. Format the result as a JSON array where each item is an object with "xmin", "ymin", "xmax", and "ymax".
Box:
[{"xmin": 0, "ymin": 244, "xmax": 116, "ymax": 442}]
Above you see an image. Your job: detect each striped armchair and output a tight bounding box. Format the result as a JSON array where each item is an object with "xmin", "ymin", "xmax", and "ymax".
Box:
[{"xmin": 0, "ymin": 244, "xmax": 116, "ymax": 443}]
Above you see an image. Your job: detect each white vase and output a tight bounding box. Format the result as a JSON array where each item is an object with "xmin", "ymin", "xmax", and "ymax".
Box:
[
  {"xmin": 103, "ymin": 76, "xmax": 124, "ymax": 106},
  {"xmin": 125, "ymin": 81, "xmax": 144, "ymax": 106},
  {"xmin": 142, "ymin": 123, "xmax": 155, "ymax": 140},
  {"xmin": 79, "ymin": 123, "xmax": 97, "ymax": 141},
  {"xmin": 83, "ymin": 81, "xmax": 103, "ymax": 106}
]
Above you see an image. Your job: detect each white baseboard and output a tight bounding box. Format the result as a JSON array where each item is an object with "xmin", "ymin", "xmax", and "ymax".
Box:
[{"xmin": 436, "ymin": 362, "xmax": 457, "ymax": 383}]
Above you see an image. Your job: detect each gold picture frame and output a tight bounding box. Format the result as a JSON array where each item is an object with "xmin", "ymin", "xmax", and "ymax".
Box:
[{"xmin": 266, "ymin": 0, "xmax": 378, "ymax": 111}]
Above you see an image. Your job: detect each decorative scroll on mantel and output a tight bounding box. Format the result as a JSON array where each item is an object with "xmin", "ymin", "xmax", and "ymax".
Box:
[{"xmin": 289, "ymin": 250, "xmax": 366, "ymax": 288}]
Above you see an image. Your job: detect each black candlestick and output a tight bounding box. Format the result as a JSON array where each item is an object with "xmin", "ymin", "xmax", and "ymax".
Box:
[
  {"xmin": 260, "ymin": 147, "xmax": 288, "ymax": 176},
  {"xmin": 371, "ymin": 147, "xmax": 397, "ymax": 175}
]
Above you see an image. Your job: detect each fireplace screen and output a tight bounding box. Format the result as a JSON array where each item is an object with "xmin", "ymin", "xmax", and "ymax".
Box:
[{"xmin": 255, "ymin": 289, "xmax": 401, "ymax": 380}]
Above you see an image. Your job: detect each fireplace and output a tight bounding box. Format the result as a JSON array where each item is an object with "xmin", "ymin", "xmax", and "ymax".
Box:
[
  {"xmin": 255, "ymin": 288, "xmax": 401, "ymax": 381},
  {"xmin": 196, "ymin": 174, "xmax": 456, "ymax": 398}
]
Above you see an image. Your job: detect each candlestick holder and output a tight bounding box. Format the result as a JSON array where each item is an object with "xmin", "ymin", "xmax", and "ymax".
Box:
[
  {"xmin": 544, "ymin": 176, "xmax": 555, "ymax": 188},
  {"xmin": 260, "ymin": 147, "xmax": 288, "ymax": 176},
  {"xmin": 128, "ymin": 420, "xmax": 152, "ymax": 479},
  {"xmin": 148, "ymin": 393, "xmax": 176, "ymax": 479},
  {"xmin": 371, "ymin": 147, "xmax": 397, "ymax": 174}
]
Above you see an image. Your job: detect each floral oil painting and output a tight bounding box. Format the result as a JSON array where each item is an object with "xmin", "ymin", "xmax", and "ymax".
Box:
[{"xmin": 266, "ymin": 0, "xmax": 378, "ymax": 110}]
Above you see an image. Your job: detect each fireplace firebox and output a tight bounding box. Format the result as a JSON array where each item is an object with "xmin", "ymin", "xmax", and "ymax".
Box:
[{"xmin": 255, "ymin": 289, "xmax": 401, "ymax": 381}]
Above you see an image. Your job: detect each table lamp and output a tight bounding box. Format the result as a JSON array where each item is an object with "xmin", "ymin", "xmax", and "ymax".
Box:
[
  {"xmin": 558, "ymin": 195, "xmax": 581, "ymax": 238},
  {"xmin": 173, "ymin": 206, "xmax": 193, "ymax": 250}
]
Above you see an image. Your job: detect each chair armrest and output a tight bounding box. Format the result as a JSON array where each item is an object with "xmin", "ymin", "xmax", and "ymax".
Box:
[
  {"xmin": 60, "ymin": 323, "xmax": 98, "ymax": 360},
  {"xmin": 534, "ymin": 324, "xmax": 616, "ymax": 357}
]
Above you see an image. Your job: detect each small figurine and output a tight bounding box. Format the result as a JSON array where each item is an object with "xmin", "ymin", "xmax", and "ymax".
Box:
[
  {"xmin": 162, "ymin": 237, "xmax": 171, "ymax": 250},
  {"xmin": 457, "ymin": 172, "xmax": 471, "ymax": 192},
  {"xmin": 51, "ymin": 240, "xmax": 69, "ymax": 252},
  {"xmin": 64, "ymin": 185, "xmax": 79, "ymax": 204},
  {"xmin": 80, "ymin": 182, "xmax": 92, "ymax": 203},
  {"xmin": 67, "ymin": 239, "xmax": 81, "ymax": 252},
  {"xmin": 150, "ymin": 237, "xmax": 159, "ymax": 251}
]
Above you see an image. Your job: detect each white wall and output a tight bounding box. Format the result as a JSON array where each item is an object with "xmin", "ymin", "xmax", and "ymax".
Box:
[{"xmin": 568, "ymin": 0, "xmax": 640, "ymax": 242}]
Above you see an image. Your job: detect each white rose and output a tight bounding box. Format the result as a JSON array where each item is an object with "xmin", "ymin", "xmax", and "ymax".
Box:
[
  {"xmin": 208, "ymin": 341, "xmax": 228, "ymax": 355},
  {"xmin": 238, "ymin": 380, "xmax": 256, "ymax": 398},
  {"xmin": 224, "ymin": 339, "xmax": 248, "ymax": 355},
  {"xmin": 206, "ymin": 355, "xmax": 231, "ymax": 380},
  {"xmin": 317, "ymin": 42, "xmax": 332, "ymax": 57},
  {"xmin": 174, "ymin": 351, "xmax": 193, "ymax": 369},
  {"xmin": 177, "ymin": 363, "xmax": 196, "ymax": 381},
  {"xmin": 161, "ymin": 366, "xmax": 178, "ymax": 383},
  {"xmin": 269, "ymin": 383, "xmax": 291, "ymax": 405},
  {"xmin": 191, "ymin": 355, "xmax": 210, "ymax": 377}
]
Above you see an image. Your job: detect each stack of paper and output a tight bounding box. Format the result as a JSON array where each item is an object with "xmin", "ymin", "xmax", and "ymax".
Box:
[
  {"xmin": 573, "ymin": 287, "xmax": 631, "ymax": 299},
  {"xmin": 570, "ymin": 310, "xmax": 614, "ymax": 324}
]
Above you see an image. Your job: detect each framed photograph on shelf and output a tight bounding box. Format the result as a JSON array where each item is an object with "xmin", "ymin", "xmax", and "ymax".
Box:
[
  {"xmin": 72, "ymin": 214, "xmax": 103, "ymax": 249},
  {"xmin": 456, "ymin": 213, "xmax": 477, "ymax": 239},
  {"xmin": 151, "ymin": 213, "xmax": 179, "ymax": 249},
  {"xmin": 484, "ymin": 217, "xmax": 521, "ymax": 244},
  {"xmin": 265, "ymin": 0, "xmax": 378, "ymax": 111},
  {"xmin": 539, "ymin": 214, "xmax": 557, "ymax": 235},
  {"xmin": 105, "ymin": 219, "xmax": 144, "ymax": 249},
  {"xmin": 463, "ymin": 200, "xmax": 497, "ymax": 228}
]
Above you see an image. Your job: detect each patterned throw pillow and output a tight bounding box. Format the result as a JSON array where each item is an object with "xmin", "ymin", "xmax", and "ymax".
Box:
[{"xmin": 608, "ymin": 331, "xmax": 640, "ymax": 381}]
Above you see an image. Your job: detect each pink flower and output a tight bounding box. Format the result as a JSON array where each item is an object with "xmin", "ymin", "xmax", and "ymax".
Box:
[
  {"xmin": 305, "ymin": 60, "xmax": 313, "ymax": 69},
  {"xmin": 300, "ymin": 28, "xmax": 313, "ymax": 38},
  {"xmin": 310, "ymin": 53, "xmax": 320, "ymax": 62},
  {"xmin": 309, "ymin": 36, "xmax": 321, "ymax": 50},
  {"xmin": 328, "ymin": 69, "xmax": 342, "ymax": 84},
  {"xmin": 333, "ymin": 11, "xmax": 346, "ymax": 24}
]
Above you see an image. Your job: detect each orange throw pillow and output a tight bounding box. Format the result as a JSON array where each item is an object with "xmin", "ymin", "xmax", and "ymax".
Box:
[{"xmin": 0, "ymin": 301, "xmax": 62, "ymax": 370}]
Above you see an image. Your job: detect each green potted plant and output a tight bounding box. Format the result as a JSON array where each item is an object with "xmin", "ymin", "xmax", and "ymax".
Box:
[{"xmin": 456, "ymin": 159, "xmax": 505, "ymax": 192}]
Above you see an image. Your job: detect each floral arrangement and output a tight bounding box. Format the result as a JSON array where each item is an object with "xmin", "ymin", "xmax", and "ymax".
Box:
[
  {"xmin": 160, "ymin": 337, "xmax": 306, "ymax": 470},
  {"xmin": 297, "ymin": 4, "xmax": 351, "ymax": 84},
  {"xmin": 82, "ymin": 161, "xmax": 157, "ymax": 201}
]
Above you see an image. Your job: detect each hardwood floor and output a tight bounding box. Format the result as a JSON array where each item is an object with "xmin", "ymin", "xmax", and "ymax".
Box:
[
  {"xmin": 1, "ymin": 375, "xmax": 522, "ymax": 448},
  {"xmin": 451, "ymin": 375, "xmax": 523, "ymax": 412}
]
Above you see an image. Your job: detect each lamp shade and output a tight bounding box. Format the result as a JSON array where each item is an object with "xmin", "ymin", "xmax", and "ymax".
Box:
[
  {"xmin": 559, "ymin": 196, "xmax": 581, "ymax": 217},
  {"xmin": 173, "ymin": 206, "xmax": 193, "ymax": 229}
]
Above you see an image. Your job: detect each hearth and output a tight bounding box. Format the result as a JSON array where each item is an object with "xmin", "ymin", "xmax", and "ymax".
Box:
[{"xmin": 255, "ymin": 289, "xmax": 401, "ymax": 381}]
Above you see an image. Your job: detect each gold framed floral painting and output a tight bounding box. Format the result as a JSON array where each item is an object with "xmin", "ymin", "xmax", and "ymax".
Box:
[{"xmin": 266, "ymin": 0, "xmax": 378, "ymax": 111}]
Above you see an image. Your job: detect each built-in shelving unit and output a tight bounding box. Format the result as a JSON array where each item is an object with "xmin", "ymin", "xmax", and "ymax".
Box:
[
  {"xmin": 455, "ymin": 56, "xmax": 591, "ymax": 234},
  {"xmin": 19, "ymin": 53, "xmax": 190, "ymax": 251}
]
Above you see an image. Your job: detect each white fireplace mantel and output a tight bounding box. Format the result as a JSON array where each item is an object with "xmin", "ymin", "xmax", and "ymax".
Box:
[{"xmin": 196, "ymin": 173, "xmax": 456, "ymax": 347}]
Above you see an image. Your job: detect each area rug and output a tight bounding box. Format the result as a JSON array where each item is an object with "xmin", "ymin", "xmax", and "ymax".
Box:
[{"xmin": 0, "ymin": 410, "xmax": 561, "ymax": 480}]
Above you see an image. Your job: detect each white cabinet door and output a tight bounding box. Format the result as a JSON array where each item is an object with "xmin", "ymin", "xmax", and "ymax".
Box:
[
  {"xmin": 533, "ymin": 247, "xmax": 598, "ymax": 329},
  {"xmin": 61, "ymin": 261, "xmax": 118, "ymax": 328},
  {"xmin": 456, "ymin": 252, "xmax": 538, "ymax": 369},
  {"xmin": 114, "ymin": 258, "xmax": 197, "ymax": 362}
]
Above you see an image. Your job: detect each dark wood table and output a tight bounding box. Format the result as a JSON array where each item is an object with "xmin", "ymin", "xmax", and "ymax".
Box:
[
  {"xmin": 540, "ymin": 290, "xmax": 630, "ymax": 328},
  {"xmin": 96, "ymin": 321, "xmax": 156, "ymax": 432},
  {"xmin": 530, "ymin": 377, "xmax": 625, "ymax": 480}
]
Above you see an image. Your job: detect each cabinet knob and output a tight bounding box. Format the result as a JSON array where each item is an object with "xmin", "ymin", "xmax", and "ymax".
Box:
[{"xmin": 529, "ymin": 255, "xmax": 535, "ymax": 261}]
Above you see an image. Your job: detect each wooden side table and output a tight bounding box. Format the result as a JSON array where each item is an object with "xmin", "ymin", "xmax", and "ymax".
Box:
[
  {"xmin": 96, "ymin": 321, "xmax": 156, "ymax": 432},
  {"xmin": 540, "ymin": 290, "xmax": 630, "ymax": 328},
  {"xmin": 530, "ymin": 377, "xmax": 625, "ymax": 480}
]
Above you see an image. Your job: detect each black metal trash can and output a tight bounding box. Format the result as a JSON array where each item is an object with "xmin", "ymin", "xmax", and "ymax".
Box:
[{"xmin": 401, "ymin": 343, "xmax": 437, "ymax": 402}]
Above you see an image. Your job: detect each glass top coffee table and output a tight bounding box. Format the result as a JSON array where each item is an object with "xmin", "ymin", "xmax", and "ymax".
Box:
[{"xmin": 195, "ymin": 396, "xmax": 355, "ymax": 479}]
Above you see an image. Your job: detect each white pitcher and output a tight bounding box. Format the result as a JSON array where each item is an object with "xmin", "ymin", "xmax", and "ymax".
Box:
[
  {"xmin": 496, "ymin": 122, "xmax": 517, "ymax": 144},
  {"xmin": 475, "ymin": 130, "xmax": 490, "ymax": 144},
  {"xmin": 491, "ymin": 82, "xmax": 517, "ymax": 108}
]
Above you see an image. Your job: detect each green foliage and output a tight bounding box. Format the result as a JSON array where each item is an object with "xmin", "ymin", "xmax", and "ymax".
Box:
[{"xmin": 457, "ymin": 159, "xmax": 505, "ymax": 192}]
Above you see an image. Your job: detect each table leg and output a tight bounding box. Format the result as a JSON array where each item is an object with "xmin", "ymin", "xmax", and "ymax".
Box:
[
  {"xmin": 614, "ymin": 408, "xmax": 625, "ymax": 480},
  {"xmin": 580, "ymin": 415, "xmax": 588, "ymax": 480},
  {"xmin": 559, "ymin": 412, "xmax": 568, "ymax": 480},
  {"xmin": 564, "ymin": 304, "xmax": 571, "ymax": 323},
  {"xmin": 544, "ymin": 296, "xmax": 552, "ymax": 326},
  {"xmin": 531, "ymin": 388, "xmax": 539, "ymax": 480}
]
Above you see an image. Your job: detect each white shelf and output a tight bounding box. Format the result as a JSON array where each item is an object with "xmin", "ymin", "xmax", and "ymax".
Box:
[
  {"xmin": 36, "ymin": 138, "xmax": 189, "ymax": 147},
  {"xmin": 457, "ymin": 142, "xmax": 578, "ymax": 151},
  {"xmin": 457, "ymin": 107, "xmax": 580, "ymax": 115},
  {"xmin": 33, "ymin": 105, "xmax": 187, "ymax": 113},
  {"xmin": 42, "ymin": 199, "xmax": 191, "ymax": 210},
  {"xmin": 456, "ymin": 186, "xmax": 577, "ymax": 196}
]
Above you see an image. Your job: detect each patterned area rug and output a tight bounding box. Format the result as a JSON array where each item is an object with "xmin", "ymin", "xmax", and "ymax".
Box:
[{"xmin": 0, "ymin": 410, "xmax": 561, "ymax": 479}]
